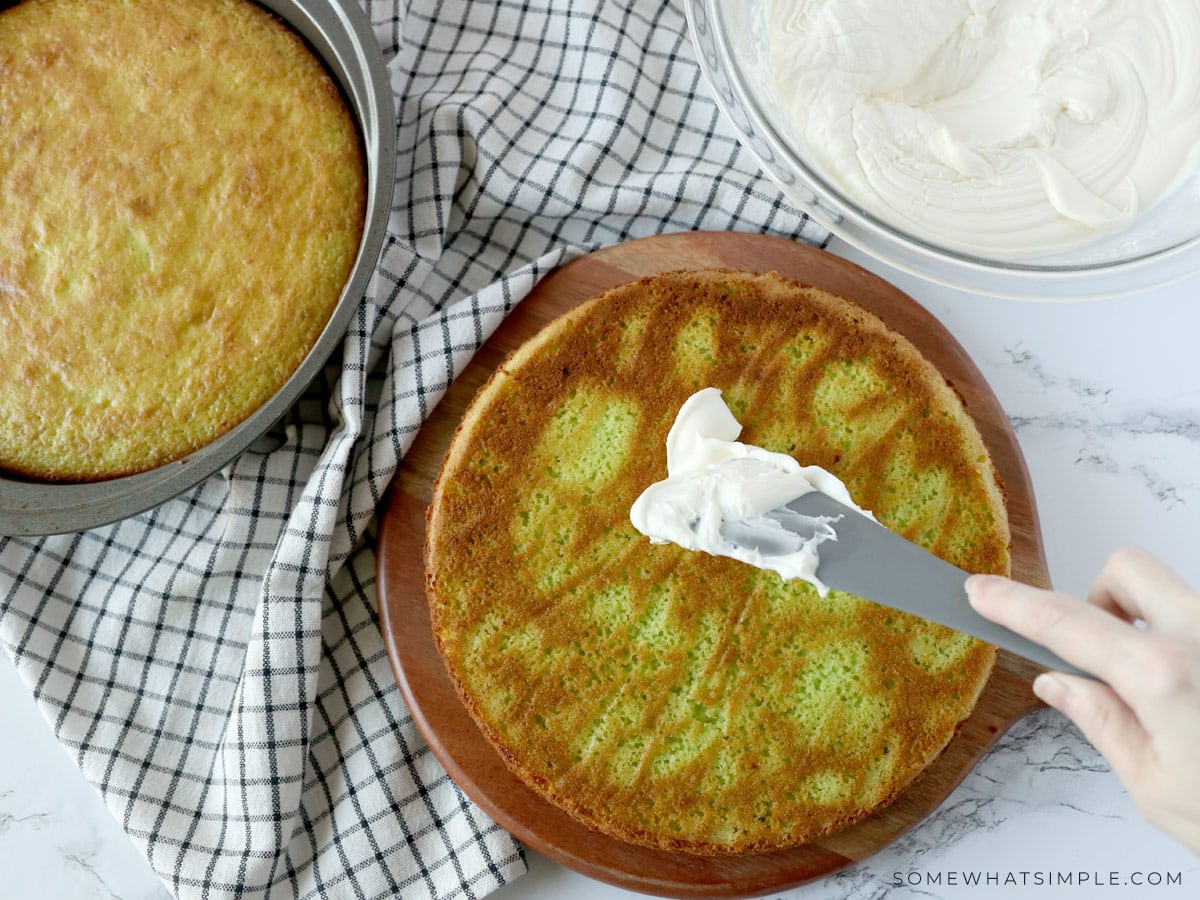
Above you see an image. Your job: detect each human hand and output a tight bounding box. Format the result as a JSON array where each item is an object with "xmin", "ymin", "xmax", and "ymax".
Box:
[{"xmin": 966, "ymin": 548, "xmax": 1200, "ymax": 855}]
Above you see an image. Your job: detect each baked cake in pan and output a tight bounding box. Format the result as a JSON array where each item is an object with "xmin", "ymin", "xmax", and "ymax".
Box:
[{"xmin": 0, "ymin": 0, "xmax": 365, "ymax": 480}]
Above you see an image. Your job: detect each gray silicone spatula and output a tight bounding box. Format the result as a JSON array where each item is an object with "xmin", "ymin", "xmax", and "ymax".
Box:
[{"xmin": 720, "ymin": 490, "xmax": 1089, "ymax": 677}]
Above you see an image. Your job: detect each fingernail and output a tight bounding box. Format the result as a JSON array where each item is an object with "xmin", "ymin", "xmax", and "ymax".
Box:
[{"xmin": 1033, "ymin": 672, "xmax": 1067, "ymax": 707}]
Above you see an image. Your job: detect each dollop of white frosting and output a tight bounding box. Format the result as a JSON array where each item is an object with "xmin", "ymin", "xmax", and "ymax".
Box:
[
  {"xmin": 629, "ymin": 388, "xmax": 871, "ymax": 595},
  {"xmin": 767, "ymin": 0, "xmax": 1200, "ymax": 255}
]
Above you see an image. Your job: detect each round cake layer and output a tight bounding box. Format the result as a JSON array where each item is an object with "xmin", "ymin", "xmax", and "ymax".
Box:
[
  {"xmin": 0, "ymin": 0, "xmax": 366, "ymax": 480},
  {"xmin": 426, "ymin": 269, "xmax": 1010, "ymax": 854}
]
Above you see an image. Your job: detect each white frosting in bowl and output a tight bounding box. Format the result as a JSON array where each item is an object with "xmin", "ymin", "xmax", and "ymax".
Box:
[{"xmin": 767, "ymin": 0, "xmax": 1200, "ymax": 256}]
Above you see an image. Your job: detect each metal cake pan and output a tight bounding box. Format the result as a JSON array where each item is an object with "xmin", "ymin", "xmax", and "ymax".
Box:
[{"xmin": 0, "ymin": 0, "xmax": 396, "ymax": 536}]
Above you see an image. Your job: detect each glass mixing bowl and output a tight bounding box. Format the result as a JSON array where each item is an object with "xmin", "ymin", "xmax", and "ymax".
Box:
[{"xmin": 684, "ymin": 0, "xmax": 1200, "ymax": 298}]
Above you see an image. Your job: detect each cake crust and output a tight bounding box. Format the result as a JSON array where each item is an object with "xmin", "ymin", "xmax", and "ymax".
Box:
[
  {"xmin": 0, "ymin": 0, "xmax": 366, "ymax": 480},
  {"xmin": 426, "ymin": 269, "xmax": 1011, "ymax": 854}
]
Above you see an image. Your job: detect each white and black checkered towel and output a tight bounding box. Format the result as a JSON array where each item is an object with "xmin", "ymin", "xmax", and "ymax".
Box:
[{"xmin": 0, "ymin": 2, "xmax": 826, "ymax": 897}]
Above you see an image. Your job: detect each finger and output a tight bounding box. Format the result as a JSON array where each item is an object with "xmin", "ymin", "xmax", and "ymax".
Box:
[
  {"xmin": 1033, "ymin": 671, "xmax": 1151, "ymax": 787},
  {"xmin": 1085, "ymin": 574, "xmax": 1139, "ymax": 624},
  {"xmin": 966, "ymin": 574, "xmax": 1151, "ymax": 685},
  {"xmin": 1089, "ymin": 547, "xmax": 1200, "ymax": 635}
]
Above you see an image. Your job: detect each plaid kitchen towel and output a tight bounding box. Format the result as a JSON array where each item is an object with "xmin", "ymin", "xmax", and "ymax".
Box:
[{"xmin": 0, "ymin": 1, "xmax": 826, "ymax": 898}]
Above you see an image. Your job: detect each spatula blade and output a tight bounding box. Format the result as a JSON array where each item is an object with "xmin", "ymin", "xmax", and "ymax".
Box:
[{"xmin": 769, "ymin": 492, "xmax": 1086, "ymax": 677}]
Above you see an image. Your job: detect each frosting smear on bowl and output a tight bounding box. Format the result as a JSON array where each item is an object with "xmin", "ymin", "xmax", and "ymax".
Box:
[
  {"xmin": 630, "ymin": 387, "xmax": 872, "ymax": 595},
  {"xmin": 767, "ymin": 0, "xmax": 1200, "ymax": 255}
]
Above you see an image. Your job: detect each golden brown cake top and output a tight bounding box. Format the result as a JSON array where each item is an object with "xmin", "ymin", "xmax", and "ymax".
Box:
[
  {"xmin": 0, "ymin": 0, "xmax": 366, "ymax": 480},
  {"xmin": 425, "ymin": 269, "xmax": 1011, "ymax": 854}
]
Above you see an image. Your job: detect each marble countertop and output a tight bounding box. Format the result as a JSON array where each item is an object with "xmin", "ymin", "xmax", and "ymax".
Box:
[{"xmin": 3, "ymin": 237, "xmax": 1198, "ymax": 899}]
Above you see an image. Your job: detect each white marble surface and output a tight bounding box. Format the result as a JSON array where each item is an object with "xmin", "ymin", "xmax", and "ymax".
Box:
[{"xmin": 4, "ymin": 237, "xmax": 1200, "ymax": 899}]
